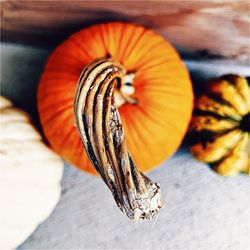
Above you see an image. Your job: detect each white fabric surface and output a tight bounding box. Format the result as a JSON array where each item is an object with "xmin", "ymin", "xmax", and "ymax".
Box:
[{"xmin": 1, "ymin": 43, "xmax": 250, "ymax": 250}]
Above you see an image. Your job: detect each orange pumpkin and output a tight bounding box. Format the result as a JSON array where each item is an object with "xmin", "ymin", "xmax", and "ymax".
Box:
[{"xmin": 38, "ymin": 22, "xmax": 193, "ymax": 175}]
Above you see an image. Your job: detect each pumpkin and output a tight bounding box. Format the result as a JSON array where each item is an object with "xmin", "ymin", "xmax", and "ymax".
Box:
[
  {"xmin": 0, "ymin": 96, "xmax": 63, "ymax": 249},
  {"xmin": 190, "ymin": 75, "xmax": 250, "ymax": 176},
  {"xmin": 38, "ymin": 22, "xmax": 193, "ymax": 176}
]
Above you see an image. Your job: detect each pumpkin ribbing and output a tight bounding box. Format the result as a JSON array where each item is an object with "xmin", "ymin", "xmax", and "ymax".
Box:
[{"xmin": 190, "ymin": 74, "xmax": 250, "ymax": 176}]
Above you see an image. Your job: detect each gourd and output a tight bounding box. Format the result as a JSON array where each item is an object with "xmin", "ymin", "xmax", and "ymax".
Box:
[
  {"xmin": 38, "ymin": 22, "xmax": 193, "ymax": 220},
  {"xmin": 38, "ymin": 22, "xmax": 193, "ymax": 175},
  {"xmin": 0, "ymin": 96, "xmax": 63, "ymax": 249},
  {"xmin": 190, "ymin": 75, "xmax": 250, "ymax": 176}
]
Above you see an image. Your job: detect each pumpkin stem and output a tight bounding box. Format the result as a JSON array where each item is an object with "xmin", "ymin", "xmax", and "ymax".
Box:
[
  {"xmin": 240, "ymin": 113, "xmax": 250, "ymax": 133},
  {"xmin": 74, "ymin": 58, "xmax": 162, "ymax": 221},
  {"xmin": 114, "ymin": 72, "xmax": 138, "ymax": 107}
]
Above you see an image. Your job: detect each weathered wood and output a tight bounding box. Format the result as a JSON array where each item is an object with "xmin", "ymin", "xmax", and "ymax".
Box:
[{"xmin": 1, "ymin": 0, "xmax": 249, "ymax": 63}]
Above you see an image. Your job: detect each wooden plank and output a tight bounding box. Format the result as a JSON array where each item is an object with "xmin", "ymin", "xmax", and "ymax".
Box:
[{"xmin": 1, "ymin": 0, "xmax": 249, "ymax": 64}]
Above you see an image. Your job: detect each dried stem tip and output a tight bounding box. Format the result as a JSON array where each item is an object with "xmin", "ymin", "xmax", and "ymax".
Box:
[{"xmin": 74, "ymin": 58, "xmax": 162, "ymax": 221}]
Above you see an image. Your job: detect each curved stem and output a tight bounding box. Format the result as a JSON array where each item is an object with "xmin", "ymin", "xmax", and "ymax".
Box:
[{"xmin": 74, "ymin": 58, "xmax": 162, "ymax": 221}]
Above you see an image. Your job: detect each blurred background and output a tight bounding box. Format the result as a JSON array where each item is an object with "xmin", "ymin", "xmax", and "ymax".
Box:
[{"xmin": 1, "ymin": 1, "xmax": 250, "ymax": 249}]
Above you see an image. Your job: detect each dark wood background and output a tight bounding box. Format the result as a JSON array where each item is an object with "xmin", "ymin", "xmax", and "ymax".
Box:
[{"xmin": 1, "ymin": 0, "xmax": 249, "ymax": 64}]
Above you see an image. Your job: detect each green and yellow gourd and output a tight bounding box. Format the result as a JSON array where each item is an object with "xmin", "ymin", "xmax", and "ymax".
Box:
[{"xmin": 190, "ymin": 75, "xmax": 250, "ymax": 176}]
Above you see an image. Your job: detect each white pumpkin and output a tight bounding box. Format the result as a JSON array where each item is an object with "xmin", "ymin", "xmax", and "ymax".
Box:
[{"xmin": 0, "ymin": 96, "xmax": 63, "ymax": 250}]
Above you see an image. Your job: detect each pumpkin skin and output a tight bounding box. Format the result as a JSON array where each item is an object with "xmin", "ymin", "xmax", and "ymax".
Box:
[
  {"xmin": 0, "ymin": 96, "xmax": 63, "ymax": 249},
  {"xmin": 38, "ymin": 22, "xmax": 193, "ymax": 175},
  {"xmin": 190, "ymin": 75, "xmax": 250, "ymax": 176}
]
